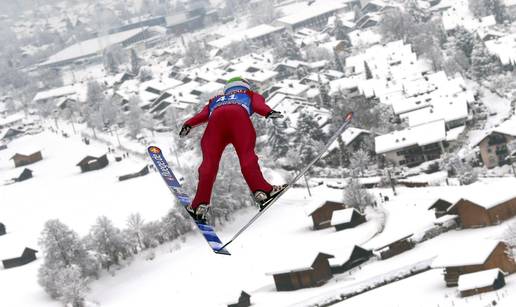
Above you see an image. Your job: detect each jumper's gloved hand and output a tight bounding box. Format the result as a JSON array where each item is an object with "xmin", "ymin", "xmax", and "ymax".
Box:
[
  {"xmin": 266, "ymin": 110, "xmax": 283, "ymax": 119},
  {"xmin": 179, "ymin": 125, "xmax": 191, "ymax": 138}
]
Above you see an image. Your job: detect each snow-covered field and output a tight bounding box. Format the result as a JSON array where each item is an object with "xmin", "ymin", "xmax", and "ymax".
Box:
[{"xmin": 2, "ymin": 131, "xmax": 516, "ymax": 307}]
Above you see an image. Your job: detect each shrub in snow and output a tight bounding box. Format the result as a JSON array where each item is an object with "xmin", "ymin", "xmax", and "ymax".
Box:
[
  {"xmin": 145, "ymin": 250, "xmax": 156, "ymax": 261},
  {"xmin": 138, "ymin": 66, "xmax": 153, "ymax": 82}
]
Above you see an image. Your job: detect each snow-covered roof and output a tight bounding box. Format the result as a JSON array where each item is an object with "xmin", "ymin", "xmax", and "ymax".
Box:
[
  {"xmin": 458, "ymin": 268, "xmax": 503, "ymax": 292},
  {"xmin": 207, "ymin": 24, "xmax": 284, "ymax": 49},
  {"xmin": 327, "ymin": 127, "xmax": 370, "ymax": 153},
  {"xmin": 331, "ymin": 208, "xmax": 360, "ymax": 225},
  {"xmin": 485, "ymin": 33, "xmax": 516, "ymax": 66},
  {"xmin": 32, "ymin": 84, "xmax": 79, "ymax": 102},
  {"xmin": 375, "ymin": 120, "xmax": 446, "ymax": 154},
  {"xmin": 41, "ymin": 28, "xmax": 155, "ymax": 66},
  {"xmin": 140, "ymin": 77, "xmax": 183, "ymax": 93},
  {"xmin": 266, "ymin": 252, "xmax": 334, "ymax": 275},
  {"xmin": 432, "ymin": 240, "xmax": 501, "ymax": 268},
  {"xmin": 0, "ymin": 113, "xmax": 25, "ymax": 127},
  {"xmin": 347, "ymin": 28, "xmax": 382, "ymax": 46},
  {"xmin": 473, "ymin": 116, "xmax": 516, "ymax": 147},
  {"xmin": 400, "ymin": 98, "xmax": 469, "ymax": 127},
  {"xmin": 329, "ymin": 77, "xmax": 361, "ymax": 95},
  {"xmin": 277, "ymin": 2, "xmax": 347, "ymax": 26}
]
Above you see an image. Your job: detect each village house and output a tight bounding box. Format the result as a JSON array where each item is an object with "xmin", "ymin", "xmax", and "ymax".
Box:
[
  {"xmin": 458, "ymin": 268, "xmax": 506, "ymax": 297},
  {"xmin": 375, "ymin": 120, "xmax": 447, "ymax": 167},
  {"xmin": 227, "ymin": 291, "xmax": 251, "ymax": 307},
  {"xmin": 433, "ymin": 240, "xmax": 516, "ymax": 287},
  {"xmin": 2, "ymin": 247, "xmax": 38, "ymax": 269},
  {"xmin": 309, "ymin": 201, "xmax": 347, "ymax": 230},
  {"xmin": 267, "ymin": 252, "xmax": 335, "ymax": 291},
  {"xmin": 485, "ymin": 33, "xmax": 516, "ymax": 69},
  {"xmin": 449, "ymin": 195, "xmax": 516, "ymax": 228},
  {"xmin": 208, "ymin": 24, "xmax": 285, "ymax": 50},
  {"xmin": 329, "ymin": 245, "xmax": 374, "ymax": 274},
  {"xmin": 374, "ymin": 234, "xmax": 415, "ymax": 260},
  {"xmin": 10, "ymin": 151, "xmax": 43, "ymax": 168},
  {"xmin": 276, "ymin": 2, "xmax": 350, "ymax": 32},
  {"xmin": 76, "ymin": 154, "xmax": 109, "ymax": 173},
  {"xmin": 473, "ymin": 118, "xmax": 516, "ymax": 169},
  {"xmin": 331, "ymin": 208, "xmax": 367, "ymax": 231}
]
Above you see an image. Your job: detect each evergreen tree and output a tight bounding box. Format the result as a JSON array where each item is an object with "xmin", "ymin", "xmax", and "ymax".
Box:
[
  {"xmin": 274, "ymin": 32, "xmax": 301, "ymax": 60},
  {"xmin": 334, "ymin": 18, "xmax": 350, "ymax": 42},
  {"xmin": 138, "ymin": 66, "xmax": 153, "ymax": 82},
  {"xmin": 130, "ymin": 48, "xmax": 141, "ymax": 75},
  {"xmin": 86, "ymin": 216, "xmax": 130, "ymax": 270},
  {"xmin": 318, "ymin": 75, "xmax": 331, "ymax": 108},
  {"xmin": 364, "ymin": 61, "xmax": 373, "ymax": 80},
  {"xmin": 454, "ymin": 26, "xmax": 475, "ymax": 59},
  {"xmin": 470, "ymin": 39, "xmax": 502, "ymax": 80},
  {"xmin": 268, "ymin": 119, "xmax": 290, "ymax": 159}
]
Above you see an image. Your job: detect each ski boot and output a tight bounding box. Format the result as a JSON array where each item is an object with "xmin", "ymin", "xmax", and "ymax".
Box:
[
  {"xmin": 253, "ymin": 184, "xmax": 288, "ymax": 211},
  {"xmin": 186, "ymin": 203, "xmax": 210, "ymax": 224}
]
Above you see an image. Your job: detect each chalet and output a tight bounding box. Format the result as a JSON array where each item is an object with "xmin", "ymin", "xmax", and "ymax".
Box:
[
  {"xmin": 473, "ymin": 118, "xmax": 516, "ymax": 169},
  {"xmin": 0, "ymin": 223, "xmax": 5, "ymax": 236},
  {"xmin": 433, "ymin": 241, "xmax": 516, "ymax": 287},
  {"xmin": 118, "ymin": 165, "xmax": 150, "ymax": 181},
  {"xmin": 2, "ymin": 247, "xmax": 38, "ymax": 269},
  {"xmin": 329, "ymin": 246, "xmax": 374, "ymax": 274},
  {"xmin": 267, "ymin": 252, "xmax": 334, "ymax": 291},
  {"xmin": 276, "ymin": 2, "xmax": 349, "ymax": 32},
  {"xmin": 331, "ymin": 208, "xmax": 367, "ymax": 231},
  {"xmin": 227, "ymin": 291, "xmax": 251, "ymax": 307},
  {"xmin": 375, "ymin": 120, "xmax": 447, "ymax": 167},
  {"xmin": 449, "ymin": 196, "xmax": 516, "ymax": 228},
  {"xmin": 309, "ymin": 201, "xmax": 347, "ymax": 230},
  {"xmin": 76, "ymin": 154, "xmax": 109, "ymax": 173},
  {"xmin": 10, "ymin": 151, "xmax": 43, "ymax": 168},
  {"xmin": 14, "ymin": 168, "xmax": 33, "ymax": 182},
  {"xmin": 375, "ymin": 234, "xmax": 415, "ymax": 260},
  {"xmin": 458, "ymin": 268, "xmax": 505, "ymax": 297}
]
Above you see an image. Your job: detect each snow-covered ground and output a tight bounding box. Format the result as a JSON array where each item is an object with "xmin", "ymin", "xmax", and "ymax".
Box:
[{"xmin": 2, "ymin": 130, "xmax": 516, "ymax": 307}]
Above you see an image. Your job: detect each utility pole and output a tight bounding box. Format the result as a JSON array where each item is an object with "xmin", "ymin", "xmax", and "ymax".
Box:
[{"xmin": 387, "ymin": 169, "xmax": 397, "ymax": 196}]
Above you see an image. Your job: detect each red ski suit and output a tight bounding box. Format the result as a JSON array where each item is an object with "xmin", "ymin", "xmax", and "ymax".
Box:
[{"xmin": 184, "ymin": 91, "xmax": 273, "ymax": 208}]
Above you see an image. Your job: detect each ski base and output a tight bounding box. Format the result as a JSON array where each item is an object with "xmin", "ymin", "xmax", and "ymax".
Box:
[{"xmin": 147, "ymin": 146, "xmax": 230, "ymax": 255}]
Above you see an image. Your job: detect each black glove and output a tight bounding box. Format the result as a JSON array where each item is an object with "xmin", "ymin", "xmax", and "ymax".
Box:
[
  {"xmin": 179, "ymin": 125, "xmax": 191, "ymax": 138},
  {"xmin": 266, "ymin": 110, "xmax": 283, "ymax": 119}
]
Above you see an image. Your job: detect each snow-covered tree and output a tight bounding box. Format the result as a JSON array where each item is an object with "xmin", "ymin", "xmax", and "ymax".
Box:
[
  {"xmin": 343, "ymin": 178, "xmax": 375, "ymax": 212},
  {"xmin": 130, "ymin": 48, "xmax": 141, "ymax": 75},
  {"xmin": 249, "ymin": 0, "xmax": 281, "ymax": 26},
  {"xmin": 349, "ymin": 148, "xmax": 370, "ymax": 176},
  {"xmin": 221, "ymin": 40, "xmax": 254, "ymax": 60},
  {"xmin": 268, "ymin": 119, "xmax": 290, "ymax": 159},
  {"xmin": 125, "ymin": 95, "xmax": 152, "ymax": 138},
  {"xmin": 469, "ymin": 0, "xmax": 510, "ymax": 22},
  {"xmin": 273, "ymin": 32, "xmax": 301, "ymax": 60},
  {"xmin": 103, "ymin": 45, "xmax": 126, "ymax": 74},
  {"xmin": 138, "ymin": 66, "xmax": 153, "ymax": 82},
  {"xmin": 161, "ymin": 209, "xmax": 191, "ymax": 242},
  {"xmin": 446, "ymin": 156, "xmax": 479, "ymax": 185},
  {"xmin": 454, "ymin": 26, "xmax": 475, "ymax": 59},
  {"xmin": 318, "ymin": 75, "xmax": 331, "ymax": 108},
  {"xmin": 55, "ymin": 265, "xmax": 89, "ymax": 307},
  {"xmin": 86, "ymin": 216, "xmax": 130, "ymax": 270},
  {"xmin": 126, "ymin": 213, "xmax": 145, "ymax": 253},
  {"xmin": 183, "ymin": 40, "xmax": 209, "ymax": 66},
  {"xmin": 379, "ymin": 8, "xmax": 415, "ymax": 42},
  {"xmin": 470, "ymin": 39, "xmax": 502, "ymax": 80}
]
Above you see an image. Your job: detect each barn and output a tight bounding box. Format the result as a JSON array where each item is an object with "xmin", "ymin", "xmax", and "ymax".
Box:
[
  {"xmin": 10, "ymin": 151, "xmax": 42, "ymax": 168},
  {"xmin": 118, "ymin": 165, "xmax": 149, "ymax": 181},
  {"xmin": 375, "ymin": 234, "xmax": 415, "ymax": 260},
  {"xmin": 330, "ymin": 208, "xmax": 366, "ymax": 231},
  {"xmin": 450, "ymin": 196, "xmax": 516, "ymax": 228},
  {"xmin": 2, "ymin": 247, "xmax": 38, "ymax": 269},
  {"xmin": 329, "ymin": 245, "xmax": 374, "ymax": 274},
  {"xmin": 14, "ymin": 168, "xmax": 33, "ymax": 182},
  {"xmin": 428, "ymin": 198, "xmax": 456, "ymax": 218},
  {"xmin": 76, "ymin": 154, "xmax": 109, "ymax": 173},
  {"xmin": 309, "ymin": 201, "xmax": 347, "ymax": 230},
  {"xmin": 433, "ymin": 240, "xmax": 516, "ymax": 287},
  {"xmin": 0, "ymin": 223, "xmax": 5, "ymax": 236},
  {"xmin": 458, "ymin": 268, "xmax": 506, "ymax": 297},
  {"xmin": 227, "ymin": 291, "xmax": 251, "ymax": 307},
  {"xmin": 267, "ymin": 252, "xmax": 334, "ymax": 291}
]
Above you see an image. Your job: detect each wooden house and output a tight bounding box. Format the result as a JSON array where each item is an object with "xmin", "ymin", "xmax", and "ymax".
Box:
[
  {"xmin": 375, "ymin": 234, "xmax": 415, "ymax": 260},
  {"xmin": 267, "ymin": 253, "xmax": 334, "ymax": 291},
  {"xmin": 2, "ymin": 247, "xmax": 38, "ymax": 269},
  {"xmin": 10, "ymin": 151, "xmax": 42, "ymax": 168},
  {"xmin": 329, "ymin": 245, "xmax": 374, "ymax": 274},
  {"xmin": 428, "ymin": 198, "xmax": 456, "ymax": 218},
  {"xmin": 473, "ymin": 119, "xmax": 516, "ymax": 169},
  {"xmin": 118, "ymin": 165, "xmax": 149, "ymax": 181},
  {"xmin": 309, "ymin": 201, "xmax": 347, "ymax": 230},
  {"xmin": 331, "ymin": 208, "xmax": 366, "ymax": 231},
  {"xmin": 14, "ymin": 168, "xmax": 33, "ymax": 182},
  {"xmin": 0, "ymin": 223, "xmax": 5, "ymax": 236},
  {"xmin": 76, "ymin": 154, "xmax": 109, "ymax": 173},
  {"xmin": 227, "ymin": 291, "xmax": 251, "ymax": 307},
  {"xmin": 458, "ymin": 268, "xmax": 505, "ymax": 297},
  {"xmin": 433, "ymin": 241, "xmax": 516, "ymax": 287},
  {"xmin": 450, "ymin": 196, "xmax": 516, "ymax": 228}
]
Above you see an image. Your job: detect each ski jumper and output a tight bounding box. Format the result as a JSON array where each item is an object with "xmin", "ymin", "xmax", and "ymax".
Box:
[{"xmin": 184, "ymin": 87, "xmax": 274, "ymax": 208}]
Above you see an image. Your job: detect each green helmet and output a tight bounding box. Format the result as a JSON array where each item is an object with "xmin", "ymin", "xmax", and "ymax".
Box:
[{"xmin": 224, "ymin": 76, "xmax": 251, "ymax": 93}]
